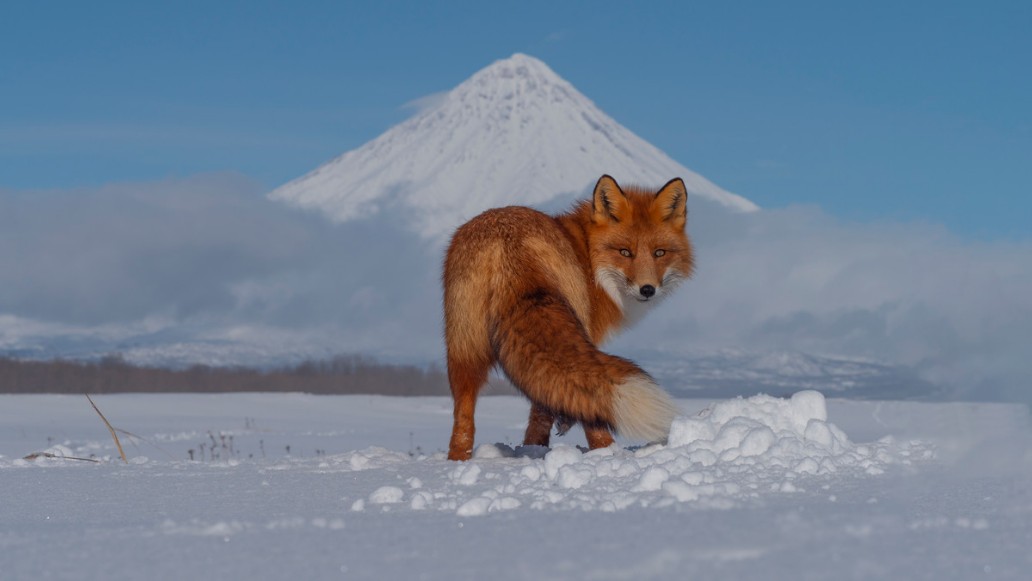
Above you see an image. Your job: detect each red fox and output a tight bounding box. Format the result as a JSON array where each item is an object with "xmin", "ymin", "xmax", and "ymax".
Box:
[{"xmin": 443, "ymin": 175, "xmax": 694, "ymax": 461}]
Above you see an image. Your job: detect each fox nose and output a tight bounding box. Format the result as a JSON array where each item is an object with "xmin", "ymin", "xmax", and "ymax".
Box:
[{"xmin": 639, "ymin": 285, "xmax": 656, "ymax": 298}]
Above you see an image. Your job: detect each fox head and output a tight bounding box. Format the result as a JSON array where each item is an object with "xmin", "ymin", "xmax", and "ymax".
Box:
[{"xmin": 587, "ymin": 175, "xmax": 695, "ymax": 310}]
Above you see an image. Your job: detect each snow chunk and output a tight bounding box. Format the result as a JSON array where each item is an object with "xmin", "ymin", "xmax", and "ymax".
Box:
[
  {"xmin": 455, "ymin": 495, "xmax": 520, "ymax": 517},
  {"xmin": 556, "ymin": 465, "xmax": 593, "ymax": 490},
  {"xmin": 789, "ymin": 391, "xmax": 828, "ymax": 428},
  {"xmin": 456, "ymin": 497, "xmax": 491, "ymax": 517},
  {"xmin": 739, "ymin": 425, "xmax": 776, "ymax": 457},
  {"xmin": 337, "ymin": 447, "xmax": 411, "ymax": 471},
  {"xmin": 519, "ymin": 465, "xmax": 542, "ymax": 482},
  {"xmin": 489, "ymin": 497, "xmax": 521, "ymax": 512},
  {"xmin": 410, "ymin": 491, "xmax": 433, "ymax": 510},
  {"xmin": 450, "ymin": 463, "xmax": 482, "ymax": 486},
  {"xmin": 543, "ymin": 445, "xmax": 582, "ymax": 479},
  {"xmin": 368, "ymin": 486, "xmax": 404, "ymax": 504},
  {"xmin": 473, "ymin": 443, "xmax": 515, "ymax": 459},
  {"xmin": 634, "ymin": 467, "xmax": 670, "ymax": 492},
  {"xmin": 161, "ymin": 519, "xmax": 246, "ymax": 537},
  {"xmin": 662, "ymin": 481, "xmax": 700, "ymax": 502},
  {"xmin": 793, "ymin": 458, "xmax": 821, "ymax": 475}
]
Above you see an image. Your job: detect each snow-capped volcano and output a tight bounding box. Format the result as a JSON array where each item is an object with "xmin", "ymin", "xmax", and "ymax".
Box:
[{"xmin": 270, "ymin": 53, "xmax": 757, "ymax": 238}]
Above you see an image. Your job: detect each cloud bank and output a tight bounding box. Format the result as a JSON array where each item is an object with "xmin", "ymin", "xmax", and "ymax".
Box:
[
  {"xmin": 0, "ymin": 174, "xmax": 442, "ymax": 362},
  {"xmin": 615, "ymin": 199, "xmax": 1032, "ymax": 402},
  {"xmin": 1, "ymin": 175, "xmax": 1030, "ymax": 402}
]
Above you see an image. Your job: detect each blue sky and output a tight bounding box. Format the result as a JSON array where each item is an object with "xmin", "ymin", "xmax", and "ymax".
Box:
[{"xmin": 2, "ymin": 0, "xmax": 1030, "ymax": 239}]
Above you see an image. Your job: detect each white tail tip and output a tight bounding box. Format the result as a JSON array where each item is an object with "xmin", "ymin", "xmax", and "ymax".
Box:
[{"xmin": 612, "ymin": 374, "xmax": 678, "ymax": 443}]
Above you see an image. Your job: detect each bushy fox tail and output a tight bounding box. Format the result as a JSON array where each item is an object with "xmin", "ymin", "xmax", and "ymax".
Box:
[{"xmin": 492, "ymin": 288, "xmax": 678, "ymax": 442}]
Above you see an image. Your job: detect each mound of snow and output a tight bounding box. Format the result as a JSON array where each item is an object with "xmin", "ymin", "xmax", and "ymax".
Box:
[
  {"xmin": 351, "ymin": 391, "xmax": 933, "ymax": 514},
  {"xmin": 667, "ymin": 390, "xmax": 846, "ymax": 460}
]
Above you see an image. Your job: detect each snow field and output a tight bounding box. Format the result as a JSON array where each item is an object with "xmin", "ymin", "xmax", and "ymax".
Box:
[{"xmin": 2, "ymin": 392, "xmax": 1031, "ymax": 580}]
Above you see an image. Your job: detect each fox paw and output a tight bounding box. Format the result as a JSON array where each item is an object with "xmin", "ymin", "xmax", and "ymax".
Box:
[{"xmin": 554, "ymin": 414, "xmax": 575, "ymax": 437}]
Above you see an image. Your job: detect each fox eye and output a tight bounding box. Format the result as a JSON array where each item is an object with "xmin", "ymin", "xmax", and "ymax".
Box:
[
  {"xmin": 654, "ymin": 249, "xmax": 666, "ymax": 258},
  {"xmin": 619, "ymin": 249, "xmax": 632, "ymax": 258}
]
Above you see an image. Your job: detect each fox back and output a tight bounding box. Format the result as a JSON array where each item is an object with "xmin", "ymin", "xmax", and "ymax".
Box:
[{"xmin": 442, "ymin": 175, "xmax": 692, "ymax": 460}]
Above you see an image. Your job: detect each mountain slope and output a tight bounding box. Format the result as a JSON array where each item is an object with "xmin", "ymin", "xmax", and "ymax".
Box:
[{"xmin": 270, "ymin": 53, "xmax": 757, "ymax": 238}]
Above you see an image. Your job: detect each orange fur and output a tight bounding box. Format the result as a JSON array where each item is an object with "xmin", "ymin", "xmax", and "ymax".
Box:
[{"xmin": 443, "ymin": 175, "xmax": 694, "ymax": 460}]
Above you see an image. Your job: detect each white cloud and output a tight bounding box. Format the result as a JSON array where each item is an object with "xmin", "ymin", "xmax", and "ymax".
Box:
[
  {"xmin": 614, "ymin": 201, "xmax": 1032, "ymax": 402},
  {"xmin": 401, "ymin": 91, "xmax": 449, "ymax": 115},
  {"xmin": 0, "ymin": 173, "xmax": 444, "ymax": 362}
]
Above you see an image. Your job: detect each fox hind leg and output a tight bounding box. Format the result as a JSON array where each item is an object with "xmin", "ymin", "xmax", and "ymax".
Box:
[
  {"xmin": 523, "ymin": 402, "xmax": 554, "ymax": 447},
  {"xmin": 447, "ymin": 356, "xmax": 490, "ymax": 461},
  {"xmin": 525, "ymin": 404, "xmax": 614, "ymax": 450},
  {"xmin": 583, "ymin": 422, "xmax": 615, "ymax": 449}
]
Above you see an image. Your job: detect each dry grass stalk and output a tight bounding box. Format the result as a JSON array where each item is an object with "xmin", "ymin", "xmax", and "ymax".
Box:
[
  {"xmin": 116, "ymin": 427, "xmax": 175, "ymax": 460},
  {"xmin": 85, "ymin": 393, "xmax": 128, "ymax": 463},
  {"xmin": 23, "ymin": 452, "xmax": 99, "ymax": 463}
]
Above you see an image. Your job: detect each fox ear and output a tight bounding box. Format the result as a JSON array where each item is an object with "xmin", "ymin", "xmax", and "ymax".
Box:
[
  {"xmin": 592, "ymin": 175, "xmax": 630, "ymax": 225},
  {"xmin": 652, "ymin": 178, "xmax": 687, "ymax": 227}
]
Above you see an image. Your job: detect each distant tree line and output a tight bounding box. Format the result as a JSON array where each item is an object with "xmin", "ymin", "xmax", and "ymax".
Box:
[{"xmin": 0, "ymin": 354, "xmax": 520, "ymax": 396}]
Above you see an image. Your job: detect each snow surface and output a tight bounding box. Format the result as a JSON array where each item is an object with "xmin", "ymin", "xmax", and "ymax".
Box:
[
  {"xmin": 2, "ymin": 392, "xmax": 1031, "ymax": 579},
  {"xmin": 269, "ymin": 53, "xmax": 757, "ymax": 239}
]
